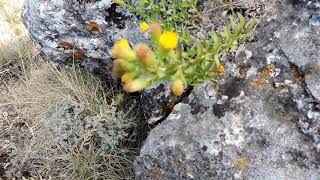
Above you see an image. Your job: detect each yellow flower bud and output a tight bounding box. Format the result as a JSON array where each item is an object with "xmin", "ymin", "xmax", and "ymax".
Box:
[
  {"xmin": 112, "ymin": 59, "xmax": 124, "ymax": 79},
  {"xmin": 150, "ymin": 23, "xmax": 161, "ymax": 42},
  {"xmin": 121, "ymin": 73, "xmax": 134, "ymax": 84},
  {"xmin": 112, "ymin": 38, "xmax": 136, "ymax": 60},
  {"xmin": 171, "ymin": 79, "xmax": 184, "ymax": 96},
  {"xmin": 140, "ymin": 22, "xmax": 149, "ymax": 32},
  {"xmin": 134, "ymin": 43, "xmax": 155, "ymax": 66},
  {"xmin": 120, "ymin": 60, "xmax": 135, "ymax": 71},
  {"xmin": 123, "ymin": 78, "xmax": 148, "ymax": 93},
  {"xmin": 159, "ymin": 32, "xmax": 178, "ymax": 50}
]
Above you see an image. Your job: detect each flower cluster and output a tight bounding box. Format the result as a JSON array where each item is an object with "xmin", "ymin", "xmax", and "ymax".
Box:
[
  {"xmin": 112, "ymin": 15, "xmax": 254, "ymax": 96},
  {"xmin": 112, "ymin": 22, "xmax": 186, "ymax": 96}
]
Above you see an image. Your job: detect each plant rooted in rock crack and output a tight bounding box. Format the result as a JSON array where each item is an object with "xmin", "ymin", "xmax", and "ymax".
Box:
[{"xmin": 111, "ymin": 14, "xmax": 255, "ymax": 96}]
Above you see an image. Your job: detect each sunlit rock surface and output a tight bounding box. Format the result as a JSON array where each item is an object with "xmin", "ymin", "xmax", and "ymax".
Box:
[{"xmin": 22, "ymin": 0, "xmax": 144, "ymax": 72}]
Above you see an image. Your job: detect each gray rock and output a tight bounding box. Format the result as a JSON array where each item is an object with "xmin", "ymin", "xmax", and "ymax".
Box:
[
  {"xmin": 22, "ymin": 0, "xmax": 144, "ymax": 72},
  {"xmin": 305, "ymin": 66, "xmax": 320, "ymax": 102},
  {"xmin": 309, "ymin": 15, "xmax": 320, "ymax": 26},
  {"xmin": 135, "ymin": 81, "xmax": 320, "ymax": 180},
  {"xmin": 275, "ymin": 1, "xmax": 320, "ymax": 68},
  {"xmin": 134, "ymin": 1, "xmax": 320, "ymax": 179},
  {"xmin": 141, "ymin": 82, "xmax": 182, "ymax": 124}
]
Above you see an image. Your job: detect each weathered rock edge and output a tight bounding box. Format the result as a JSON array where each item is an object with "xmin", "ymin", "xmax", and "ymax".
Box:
[{"xmin": 22, "ymin": 0, "xmax": 144, "ymax": 72}]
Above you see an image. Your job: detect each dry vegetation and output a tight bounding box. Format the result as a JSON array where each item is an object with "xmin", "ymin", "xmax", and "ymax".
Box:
[
  {"xmin": 0, "ymin": 0, "xmax": 139, "ymax": 179},
  {"xmin": 1, "ymin": 59, "xmax": 138, "ymax": 179}
]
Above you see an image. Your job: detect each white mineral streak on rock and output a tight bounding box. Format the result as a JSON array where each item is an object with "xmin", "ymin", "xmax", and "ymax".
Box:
[{"xmin": 224, "ymin": 113, "xmax": 245, "ymax": 147}]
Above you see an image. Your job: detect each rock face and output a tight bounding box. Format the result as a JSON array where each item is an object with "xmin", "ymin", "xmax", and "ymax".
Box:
[
  {"xmin": 22, "ymin": 0, "xmax": 144, "ymax": 72},
  {"xmin": 135, "ymin": 84, "xmax": 320, "ymax": 179},
  {"xmin": 134, "ymin": 0, "xmax": 320, "ymax": 179}
]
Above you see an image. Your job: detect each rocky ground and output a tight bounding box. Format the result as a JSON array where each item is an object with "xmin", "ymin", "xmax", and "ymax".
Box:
[
  {"xmin": 2, "ymin": 0, "xmax": 320, "ymax": 179},
  {"xmin": 135, "ymin": 0, "xmax": 320, "ymax": 179}
]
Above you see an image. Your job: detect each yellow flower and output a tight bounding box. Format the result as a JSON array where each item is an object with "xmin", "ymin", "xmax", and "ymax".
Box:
[
  {"xmin": 121, "ymin": 73, "xmax": 134, "ymax": 84},
  {"xmin": 115, "ymin": 38, "xmax": 130, "ymax": 48},
  {"xmin": 159, "ymin": 32, "xmax": 178, "ymax": 50},
  {"xmin": 112, "ymin": 38, "xmax": 136, "ymax": 60},
  {"xmin": 140, "ymin": 22, "xmax": 149, "ymax": 32},
  {"xmin": 112, "ymin": 59, "xmax": 124, "ymax": 79},
  {"xmin": 134, "ymin": 43, "xmax": 155, "ymax": 66},
  {"xmin": 171, "ymin": 79, "xmax": 184, "ymax": 96},
  {"xmin": 123, "ymin": 78, "xmax": 148, "ymax": 93}
]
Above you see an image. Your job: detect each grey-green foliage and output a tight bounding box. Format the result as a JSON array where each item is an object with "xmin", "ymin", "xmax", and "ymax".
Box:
[
  {"xmin": 8, "ymin": 92, "xmax": 136, "ymax": 178},
  {"xmin": 44, "ymin": 99, "xmax": 135, "ymax": 153}
]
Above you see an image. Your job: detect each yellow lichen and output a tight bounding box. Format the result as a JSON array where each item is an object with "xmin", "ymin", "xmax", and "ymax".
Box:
[{"xmin": 234, "ymin": 157, "xmax": 248, "ymax": 171}]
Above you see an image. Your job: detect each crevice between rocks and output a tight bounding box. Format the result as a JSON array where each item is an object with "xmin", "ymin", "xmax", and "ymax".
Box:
[{"xmin": 147, "ymin": 86, "xmax": 194, "ymax": 128}]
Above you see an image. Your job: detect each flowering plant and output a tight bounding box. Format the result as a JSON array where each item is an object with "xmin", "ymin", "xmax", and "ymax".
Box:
[{"xmin": 112, "ymin": 14, "xmax": 255, "ymax": 96}]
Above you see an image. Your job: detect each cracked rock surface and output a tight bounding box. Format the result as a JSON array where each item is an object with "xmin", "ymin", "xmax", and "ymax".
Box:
[{"xmin": 134, "ymin": 0, "xmax": 320, "ymax": 179}]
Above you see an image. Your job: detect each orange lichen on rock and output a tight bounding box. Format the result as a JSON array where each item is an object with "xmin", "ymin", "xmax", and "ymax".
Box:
[
  {"xmin": 166, "ymin": 100, "xmax": 175, "ymax": 111},
  {"xmin": 58, "ymin": 42, "xmax": 74, "ymax": 49},
  {"xmin": 217, "ymin": 65, "xmax": 225, "ymax": 74},
  {"xmin": 159, "ymin": 108, "xmax": 165, "ymax": 117},
  {"xmin": 86, "ymin": 0, "xmax": 96, "ymax": 3},
  {"xmin": 72, "ymin": 49, "xmax": 87, "ymax": 61},
  {"xmin": 151, "ymin": 168, "xmax": 162, "ymax": 180},
  {"xmin": 254, "ymin": 64, "xmax": 275, "ymax": 85},
  {"xmin": 85, "ymin": 21, "xmax": 102, "ymax": 34},
  {"xmin": 292, "ymin": 66, "xmax": 305, "ymax": 84}
]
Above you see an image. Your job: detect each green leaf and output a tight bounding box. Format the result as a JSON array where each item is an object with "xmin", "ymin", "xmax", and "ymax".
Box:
[{"xmin": 238, "ymin": 13, "xmax": 246, "ymax": 32}]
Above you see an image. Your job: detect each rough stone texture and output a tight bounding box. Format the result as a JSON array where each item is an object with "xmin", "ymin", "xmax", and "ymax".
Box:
[
  {"xmin": 305, "ymin": 68, "xmax": 320, "ymax": 102},
  {"xmin": 22, "ymin": 0, "xmax": 144, "ymax": 72},
  {"xmin": 135, "ymin": 0, "xmax": 320, "ymax": 179},
  {"xmin": 135, "ymin": 84, "xmax": 320, "ymax": 179},
  {"xmin": 141, "ymin": 83, "xmax": 183, "ymax": 124}
]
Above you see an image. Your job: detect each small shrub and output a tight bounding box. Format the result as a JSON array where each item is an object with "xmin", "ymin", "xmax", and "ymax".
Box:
[
  {"xmin": 112, "ymin": 1, "xmax": 256, "ymax": 95},
  {"xmin": 111, "ymin": 14, "xmax": 255, "ymax": 96}
]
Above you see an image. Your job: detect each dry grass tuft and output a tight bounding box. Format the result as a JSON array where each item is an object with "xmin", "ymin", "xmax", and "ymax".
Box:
[
  {"xmin": 0, "ymin": 58, "xmax": 137, "ymax": 179},
  {"xmin": 8, "ymin": 59, "xmax": 114, "ymax": 117},
  {"xmin": 0, "ymin": 38, "xmax": 36, "ymax": 67},
  {"xmin": 0, "ymin": 1, "xmax": 138, "ymax": 178},
  {"xmin": 0, "ymin": 0, "xmax": 25, "ymax": 37},
  {"xmin": 0, "ymin": 0, "xmax": 34, "ymax": 67}
]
